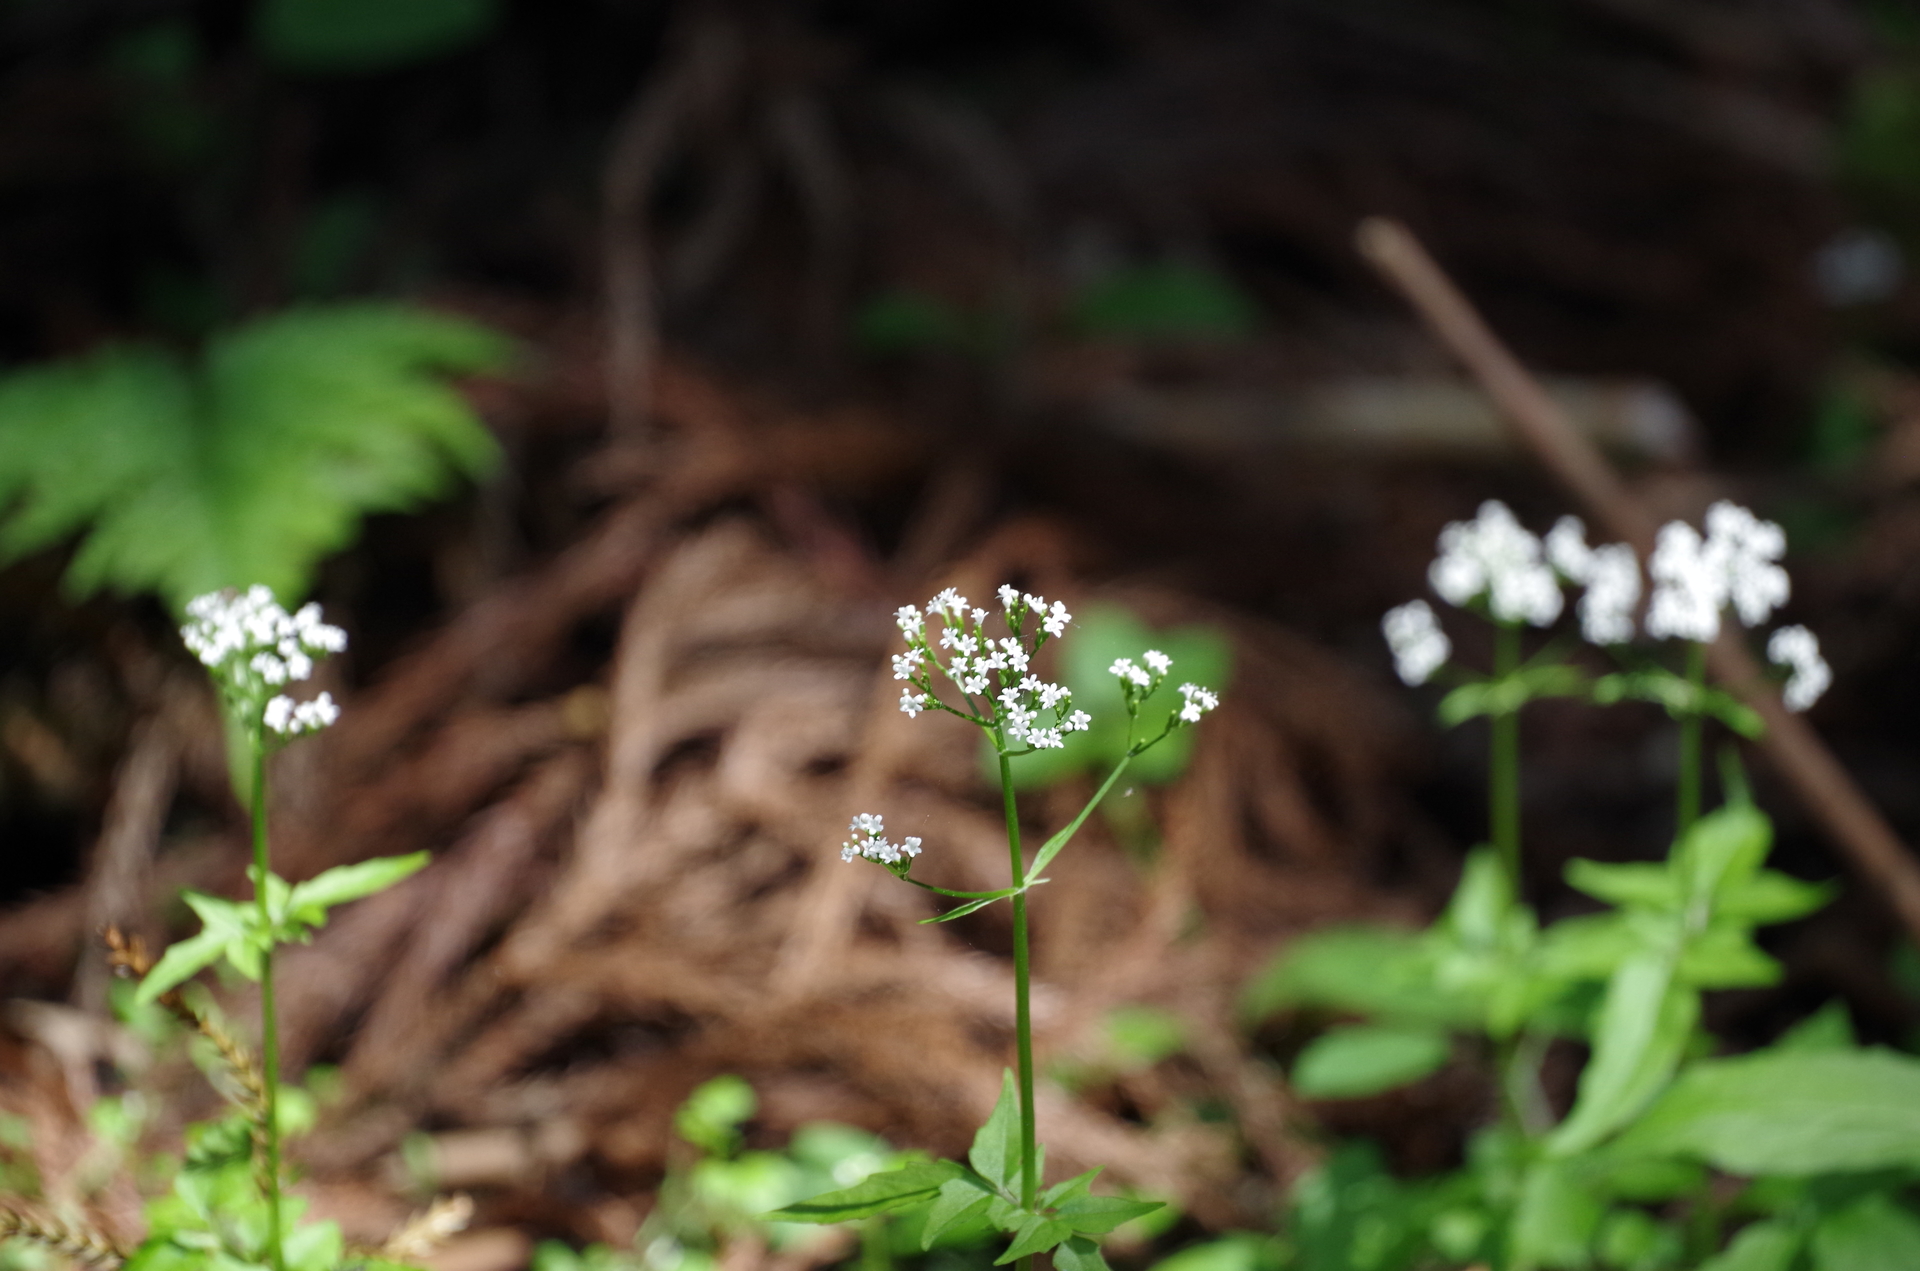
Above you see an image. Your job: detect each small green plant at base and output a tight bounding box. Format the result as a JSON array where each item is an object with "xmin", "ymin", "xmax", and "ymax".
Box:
[
  {"xmin": 766, "ymin": 586, "xmax": 1221, "ymax": 1271},
  {"xmin": 1214, "ymin": 499, "xmax": 1920, "ymax": 1271},
  {"xmin": 0, "ymin": 587, "xmax": 446, "ymax": 1271}
]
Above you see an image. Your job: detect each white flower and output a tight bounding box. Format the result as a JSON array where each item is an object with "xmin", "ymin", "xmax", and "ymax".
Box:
[
  {"xmin": 1177, "ymin": 683, "xmax": 1219, "ymax": 724},
  {"xmin": 899, "ymin": 690, "xmax": 926, "ymax": 717},
  {"xmin": 1143, "ymin": 649, "xmax": 1172, "ymax": 674},
  {"xmin": 1109, "ymin": 657, "xmax": 1151, "ymax": 688},
  {"xmin": 1043, "ymin": 601, "xmax": 1071, "ymax": 638},
  {"xmin": 263, "ymin": 691, "xmax": 339, "ymax": 737},
  {"xmin": 1768, "ymin": 625, "xmax": 1831, "ymax": 712},
  {"xmin": 181, "ymin": 587, "xmax": 348, "ymax": 732},
  {"xmin": 892, "ymin": 649, "xmax": 925, "ymax": 680},
  {"xmin": 1427, "ymin": 501, "xmax": 1564, "ymax": 627},
  {"xmin": 840, "ymin": 814, "xmax": 925, "ymax": 865},
  {"xmin": 1646, "ymin": 522, "xmax": 1722, "ymax": 642},
  {"xmin": 998, "ymin": 584, "xmax": 1020, "ymax": 609},
  {"xmin": 1645, "ymin": 502, "xmax": 1791, "ymax": 643},
  {"xmin": 928, "ymin": 588, "xmax": 968, "ymax": 620},
  {"xmin": 896, "ymin": 605, "xmax": 924, "ymax": 634},
  {"xmin": 972, "ymin": 607, "xmax": 989, "ymax": 627},
  {"xmin": 1545, "ymin": 517, "xmax": 1640, "ymax": 644},
  {"xmin": 1706, "ymin": 501, "xmax": 1789, "ymax": 628},
  {"xmin": 1579, "ymin": 544, "xmax": 1641, "ymax": 645},
  {"xmin": 1064, "ymin": 710, "xmax": 1091, "ymax": 731},
  {"xmin": 1381, "ymin": 600, "xmax": 1450, "ymax": 686}
]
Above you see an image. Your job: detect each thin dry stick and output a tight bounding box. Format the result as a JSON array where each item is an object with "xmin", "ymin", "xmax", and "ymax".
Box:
[{"xmin": 1356, "ymin": 215, "xmax": 1920, "ymax": 946}]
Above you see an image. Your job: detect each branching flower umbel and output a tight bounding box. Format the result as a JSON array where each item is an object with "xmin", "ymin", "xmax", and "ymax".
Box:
[
  {"xmin": 1645, "ymin": 501, "xmax": 1789, "ymax": 643},
  {"xmin": 840, "ymin": 813, "xmax": 923, "ymax": 866},
  {"xmin": 182, "ymin": 585, "xmax": 346, "ymax": 740},
  {"xmin": 892, "ymin": 586, "xmax": 1091, "ymax": 750}
]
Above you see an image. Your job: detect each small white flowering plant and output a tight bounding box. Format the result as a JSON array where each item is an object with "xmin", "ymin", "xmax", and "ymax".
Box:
[
  {"xmin": 1230, "ymin": 496, "xmax": 1871, "ymax": 1271},
  {"xmin": 770, "ymin": 585, "xmax": 1220, "ymax": 1271},
  {"xmin": 0, "ymin": 587, "xmax": 442, "ymax": 1271}
]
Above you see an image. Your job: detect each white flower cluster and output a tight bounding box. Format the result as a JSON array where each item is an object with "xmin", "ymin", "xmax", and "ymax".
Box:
[
  {"xmin": 1108, "ymin": 649, "xmax": 1219, "ymax": 726},
  {"xmin": 1429, "ymin": 501, "xmax": 1565, "ymax": 628},
  {"xmin": 1545, "ymin": 516, "xmax": 1641, "ymax": 645},
  {"xmin": 181, "ymin": 586, "xmax": 347, "ymax": 737},
  {"xmin": 1767, "ymin": 625, "xmax": 1832, "ymax": 713},
  {"xmin": 892, "ymin": 585, "xmax": 1090, "ymax": 749},
  {"xmin": 1645, "ymin": 501, "xmax": 1789, "ymax": 643},
  {"xmin": 1382, "ymin": 599, "xmax": 1450, "ymax": 686},
  {"xmin": 840, "ymin": 813, "xmax": 923, "ymax": 865}
]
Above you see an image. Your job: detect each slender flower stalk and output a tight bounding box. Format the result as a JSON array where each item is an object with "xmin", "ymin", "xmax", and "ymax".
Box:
[
  {"xmin": 175, "ymin": 586, "xmax": 348, "ymax": 1271},
  {"xmin": 844, "ymin": 585, "xmax": 1218, "ymax": 1267},
  {"xmin": 1490, "ymin": 622, "xmax": 1522, "ymax": 889}
]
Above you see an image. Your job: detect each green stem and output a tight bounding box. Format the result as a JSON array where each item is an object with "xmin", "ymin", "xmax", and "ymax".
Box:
[
  {"xmin": 249, "ymin": 738, "xmax": 285, "ymax": 1271},
  {"xmin": 1491, "ymin": 622, "xmax": 1522, "ymax": 893},
  {"xmin": 1677, "ymin": 641, "xmax": 1706, "ymax": 838},
  {"xmin": 997, "ymin": 750, "xmax": 1038, "ymax": 1271}
]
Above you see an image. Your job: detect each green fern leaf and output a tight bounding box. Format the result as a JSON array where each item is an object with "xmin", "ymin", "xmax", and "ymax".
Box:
[{"xmin": 0, "ymin": 303, "xmax": 510, "ymax": 607}]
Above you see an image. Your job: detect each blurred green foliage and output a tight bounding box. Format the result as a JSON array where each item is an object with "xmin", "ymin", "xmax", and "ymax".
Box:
[
  {"xmin": 256, "ymin": 0, "xmax": 502, "ymax": 74},
  {"xmin": 0, "ymin": 303, "xmax": 510, "ymax": 609},
  {"xmin": 1069, "ymin": 262, "xmax": 1258, "ymax": 343}
]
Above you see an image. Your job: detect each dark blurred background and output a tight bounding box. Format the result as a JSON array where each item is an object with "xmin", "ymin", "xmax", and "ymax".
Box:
[{"xmin": 7, "ymin": 0, "xmax": 1920, "ymax": 1263}]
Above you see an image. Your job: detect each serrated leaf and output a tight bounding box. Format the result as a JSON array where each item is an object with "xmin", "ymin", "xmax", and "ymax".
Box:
[
  {"xmin": 287, "ymin": 852, "xmax": 430, "ymax": 928},
  {"xmin": 1053, "ymin": 1236, "xmax": 1111, "ymax": 1271},
  {"xmin": 922, "ymin": 1176, "xmax": 997, "ymax": 1250},
  {"xmin": 763, "ymin": 1159, "xmax": 960, "ymax": 1223},
  {"xmin": 995, "ymin": 1214, "xmax": 1074, "ymax": 1264},
  {"xmin": 1617, "ymin": 1048, "xmax": 1920, "ymax": 1175},
  {"xmin": 1056, "ymin": 1195, "xmax": 1164, "ymax": 1235},
  {"xmin": 970, "ymin": 1071, "xmax": 1024, "ymax": 1193},
  {"xmin": 136, "ymin": 927, "xmax": 230, "ymax": 1003},
  {"xmin": 1290, "ymin": 1024, "xmax": 1450, "ymax": 1099},
  {"xmin": 0, "ymin": 303, "xmax": 508, "ymax": 608}
]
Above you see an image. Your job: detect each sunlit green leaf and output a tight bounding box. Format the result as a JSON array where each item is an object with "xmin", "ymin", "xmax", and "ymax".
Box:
[
  {"xmin": 762, "ymin": 1159, "xmax": 959, "ymax": 1223},
  {"xmin": 970, "ymin": 1071, "xmax": 1024, "ymax": 1194},
  {"xmin": 1290, "ymin": 1024, "xmax": 1451, "ymax": 1099}
]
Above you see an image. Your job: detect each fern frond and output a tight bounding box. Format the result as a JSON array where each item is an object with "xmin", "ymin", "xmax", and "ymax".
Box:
[
  {"xmin": 0, "ymin": 303, "xmax": 510, "ymax": 608},
  {"xmin": 0, "ymin": 1203, "xmax": 126, "ymax": 1268}
]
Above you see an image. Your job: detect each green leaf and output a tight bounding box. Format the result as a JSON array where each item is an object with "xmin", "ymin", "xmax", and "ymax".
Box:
[
  {"xmin": 1565, "ymin": 860, "xmax": 1678, "ymax": 911},
  {"xmin": 1675, "ymin": 923, "xmax": 1782, "ymax": 988},
  {"xmin": 995, "ymin": 1215, "xmax": 1074, "ymax": 1264},
  {"xmin": 136, "ymin": 926, "xmax": 229, "ymax": 1003},
  {"xmin": 1437, "ymin": 664, "xmax": 1588, "ymax": 726},
  {"xmin": 1697, "ymin": 1221, "xmax": 1802, "ymax": 1271},
  {"xmin": 922, "ymin": 1176, "xmax": 997, "ymax": 1250},
  {"xmin": 1618, "ymin": 1048, "xmax": 1920, "ymax": 1175},
  {"xmin": 1242, "ymin": 925, "xmax": 1472, "ymax": 1028},
  {"xmin": 1053, "ymin": 1235, "xmax": 1112, "ymax": 1271},
  {"xmin": 1716, "ymin": 871, "xmax": 1834, "ymax": 925},
  {"xmin": 1509, "ymin": 1159, "xmax": 1604, "ymax": 1271},
  {"xmin": 763, "ymin": 1159, "xmax": 960, "ymax": 1223},
  {"xmin": 675, "ymin": 1075, "xmax": 756, "ymax": 1157},
  {"xmin": 925, "ymin": 896, "xmax": 1003, "ymax": 924},
  {"xmin": 1774, "ymin": 1001, "xmax": 1856, "ymax": 1052},
  {"xmin": 1810, "ymin": 1193, "xmax": 1920, "ymax": 1271},
  {"xmin": 1072, "ymin": 261, "xmax": 1259, "ymax": 343},
  {"xmin": 1676, "ymin": 804, "xmax": 1772, "ymax": 903},
  {"xmin": 1290, "ymin": 1024, "xmax": 1451, "ymax": 1099},
  {"xmin": 1056, "ymin": 1195, "xmax": 1164, "ymax": 1235},
  {"xmin": 287, "ymin": 852, "xmax": 430, "ymax": 928},
  {"xmin": 256, "ymin": 0, "xmax": 500, "ymax": 73},
  {"xmin": 0, "ymin": 304, "xmax": 508, "ymax": 608},
  {"xmin": 970, "ymin": 1071, "xmax": 1024, "ymax": 1194},
  {"xmin": 1041, "ymin": 1169, "xmax": 1101, "ymax": 1208},
  {"xmin": 1548, "ymin": 956, "xmax": 1699, "ymax": 1156}
]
